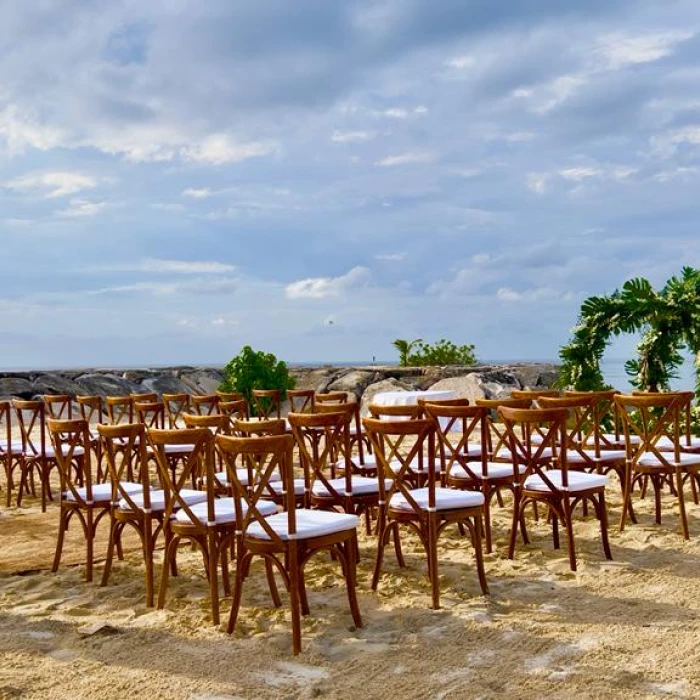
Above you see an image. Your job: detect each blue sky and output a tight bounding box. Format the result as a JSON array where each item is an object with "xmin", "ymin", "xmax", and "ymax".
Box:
[{"xmin": 1, "ymin": 1, "xmax": 699, "ymax": 368}]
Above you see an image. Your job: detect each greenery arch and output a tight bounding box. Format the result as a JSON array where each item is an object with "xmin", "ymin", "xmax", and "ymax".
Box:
[{"xmin": 557, "ymin": 267, "xmax": 700, "ymax": 396}]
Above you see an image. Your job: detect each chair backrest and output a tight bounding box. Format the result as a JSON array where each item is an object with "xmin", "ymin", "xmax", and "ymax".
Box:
[
  {"xmin": 76, "ymin": 395, "xmax": 103, "ymax": 424},
  {"xmin": 148, "ymin": 427, "xmax": 215, "ymax": 527},
  {"xmin": 510, "ymin": 389, "xmax": 561, "ymax": 402},
  {"xmin": 216, "ymin": 390, "xmax": 245, "ymax": 402},
  {"xmin": 98, "ymin": 423, "xmax": 149, "ymax": 508},
  {"xmin": 614, "ymin": 393, "xmax": 686, "ymax": 466},
  {"xmin": 163, "ymin": 393, "xmax": 191, "ymax": 428},
  {"xmin": 368, "ymin": 403, "xmax": 424, "ymax": 420},
  {"xmin": 234, "ymin": 418, "xmax": 286, "ymax": 437},
  {"xmin": 538, "ymin": 395, "xmax": 599, "ymax": 463},
  {"xmin": 251, "ymin": 389, "xmax": 282, "ymax": 419},
  {"xmin": 363, "ymin": 417, "xmax": 436, "ymax": 514},
  {"xmin": 288, "ymin": 389, "xmax": 316, "ymax": 414},
  {"xmin": 130, "ymin": 392, "xmax": 158, "ymax": 406},
  {"xmin": 47, "ymin": 418, "xmax": 93, "ymax": 503},
  {"xmin": 105, "ymin": 396, "xmax": 133, "ymax": 425},
  {"xmin": 315, "ymin": 391, "xmax": 349, "ymax": 405},
  {"xmin": 564, "ymin": 390, "xmax": 620, "ymax": 445},
  {"xmin": 182, "ymin": 412, "xmax": 231, "ymax": 437},
  {"xmin": 134, "ymin": 401, "xmax": 166, "ymax": 429},
  {"xmin": 475, "ymin": 398, "xmax": 532, "ymax": 460},
  {"xmin": 630, "ymin": 390, "xmax": 696, "ymax": 448},
  {"xmin": 288, "ymin": 411, "xmax": 351, "ymax": 500},
  {"xmin": 218, "ymin": 399, "xmax": 249, "ymax": 421},
  {"xmin": 0, "ymin": 400, "xmax": 12, "ymax": 460},
  {"xmin": 498, "ymin": 406, "xmax": 568, "ymax": 488},
  {"xmin": 217, "ymin": 433, "xmax": 296, "ymax": 546},
  {"xmin": 417, "ymin": 397, "xmax": 470, "ymax": 408},
  {"xmin": 191, "ymin": 394, "xmax": 220, "ymax": 416},
  {"xmin": 13, "ymin": 399, "xmax": 47, "ymax": 456},
  {"xmin": 423, "ymin": 403, "xmax": 496, "ymax": 481},
  {"xmin": 43, "ymin": 394, "xmax": 73, "ymax": 420}
]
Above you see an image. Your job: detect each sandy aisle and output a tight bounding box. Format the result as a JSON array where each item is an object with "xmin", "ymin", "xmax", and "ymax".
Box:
[{"xmin": 2, "ymin": 477, "xmax": 700, "ymax": 699}]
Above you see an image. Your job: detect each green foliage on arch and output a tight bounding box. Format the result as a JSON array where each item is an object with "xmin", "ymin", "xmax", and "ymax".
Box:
[{"xmin": 557, "ymin": 267, "xmax": 700, "ymax": 396}]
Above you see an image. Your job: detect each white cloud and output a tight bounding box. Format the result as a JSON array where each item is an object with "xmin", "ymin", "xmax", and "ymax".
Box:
[
  {"xmin": 375, "ymin": 252, "xmax": 406, "ymax": 261},
  {"xmin": 131, "ymin": 259, "xmax": 236, "ymax": 275},
  {"xmin": 497, "ymin": 287, "xmax": 573, "ymax": 303},
  {"xmin": 534, "ymin": 74, "xmax": 587, "ymax": 113},
  {"xmin": 55, "ymin": 199, "xmax": 107, "ymax": 217},
  {"xmin": 527, "ymin": 173, "xmax": 549, "ymax": 194},
  {"xmin": 331, "ymin": 130, "xmax": 373, "ymax": 143},
  {"xmin": 182, "ymin": 187, "xmax": 214, "ymax": 198},
  {"xmin": 595, "ymin": 31, "xmax": 693, "ymax": 71},
  {"xmin": 374, "ymin": 152, "xmax": 434, "ymax": 167},
  {"xmin": 653, "ymin": 166, "xmax": 699, "ymax": 182},
  {"xmin": 471, "ymin": 253, "xmax": 490, "ymax": 265},
  {"xmin": 285, "ymin": 266, "xmax": 370, "ymax": 300},
  {"xmin": 559, "ymin": 167, "xmax": 604, "ymax": 182},
  {"xmin": 383, "ymin": 108, "xmax": 409, "ymax": 119},
  {"xmin": 446, "ymin": 55, "xmax": 475, "ymax": 69},
  {"xmin": 180, "ymin": 134, "xmax": 277, "ymax": 165},
  {"xmin": 0, "ymin": 105, "xmax": 65, "ymax": 156},
  {"xmin": 4, "ymin": 171, "xmax": 98, "ymax": 198}
]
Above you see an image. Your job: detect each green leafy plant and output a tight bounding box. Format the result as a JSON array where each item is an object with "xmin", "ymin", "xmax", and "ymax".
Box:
[
  {"xmin": 393, "ymin": 338, "xmax": 477, "ymax": 366},
  {"xmin": 219, "ymin": 345, "xmax": 295, "ymax": 414},
  {"xmin": 557, "ymin": 266, "xmax": 700, "ymax": 396}
]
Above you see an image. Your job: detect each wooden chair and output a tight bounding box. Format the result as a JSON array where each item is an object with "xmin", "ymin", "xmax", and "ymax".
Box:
[
  {"xmin": 0, "ymin": 401, "xmax": 22, "ymax": 507},
  {"xmin": 216, "ymin": 390, "xmax": 245, "ymax": 403},
  {"xmin": 105, "ymin": 396, "xmax": 134, "ymax": 425},
  {"xmin": 151, "ymin": 427, "xmax": 235, "ymax": 625},
  {"xmin": 363, "ymin": 417, "xmax": 488, "ymax": 608},
  {"xmin": 615, "ymin": 393, "xmax": 700, "ymax": 538},
  {"xmin": 14, "ymin": 399, "xmax": 63, "ymax": 511},
  {"xmin": 251, "ymin": 389, "xmax": 282, "ymax": 419},
  {"xmin": 134, "ymin": 400, "xmax": 166, "ymax": 429},
  {"xmin": 43, "ymin": 394, "xmax": 73, "ymax": 420},
  {"xmin": 475, "ymin": 398, "xmax": 533, "ymax": 462},
  {"xmin": 99, "ymin": 423, "xmax": 164, "ymax": 606},
  {"xmin": 182, "ymin": 412, "xmax": 232, "ymax": 494},
  {"xmin": 163, "ymin": 393, "xmax": 191, "ymax": 428},
  {"xmin": 511, "ymin": 389, "xmax": 561, "ymax": 403},
  {"xmin": 498, "ymin": 406, "xmax": 612, "ymax": 571},
  {"xmin": 218, "ymin": 399, "xmax": 249, "ymax": 422},
  {"xmin": 217, "ymin": 432, "xmax": 362, "ymax": 654},
  {"xmin": 315, "ymin": 391, "xmax": 349, "ymax": 404},
  {"xmin": 191, "ymin": 394, "xmax": 220, "ymax": 416},
  {"xmin": 288, "ymin": 389, "xmax": 316, "ymax": 414},
  {"xmin": 423, "ymin": 402, "xmax": 520, "ymax": 554},
  {"xmin": 48, "ymin": 418, "xmax": 140, "ymax": 581},
  {"xmin": 130, "ymin": 392, "xmax": 158, "ymax": 406}
]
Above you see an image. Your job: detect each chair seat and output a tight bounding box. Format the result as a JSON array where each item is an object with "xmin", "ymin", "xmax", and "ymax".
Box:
[
  {"xmin": 118, "ymin": 487, "xmax": 206, "ymax": 511},
  {"xmin": 147, "ymin": 444, "xmax": 196, "ymax": 455},
  {"xmin": 654, "ymin": 436, "xmax": 700, "ymax": 452},
  {"xmin": 265, "ymin": 478, "xmax": 307, "ymax": 497},
  {"xmin": 247, "ymin": 509, "xmax": 359, "ymax": 541},
  {"xmin": 335, "ymin": 455, "xmax": 378, "ymax": 471},
  {"xmin": 311, "ymin": 475, "xmax": 391, "ymax": 497},
  {"xmin": 30, "ymin": 445, "xmax": 85, "ymax": 459},
  {"xmin": 67, "ymin": 481, "xmax": 141, "ymax": 503},
  {"xmin": 637, "ymin": 451, "xmax": 700, "ymax": 468},
  {"xmin": 0, "ymin": 440, "xmax": 24, "ymax": 452},
  {"xmin": 524, "ymin": 470, "xmax": 607, "ymax": 493},
  {"xmin": 174, "ymin": 497, "xmax": 277, "ymax": 525},
  {"xmin": 210, "ymin": 468, "xmax": 282, "ymax": 487},
  {"xmin": 600, "ymin": 433, "xmax": 641, "ymax": 448},
  {"xmin": 389, "ymin": 456, "xmax": 441, "ymax": 474},
  {"xmin": 449, "ymin": 462, "xmax": 524, "ymax": 480},
  {"xmin": 568, "ymin": 449, "xmax": 626, "ymax": 464},
  {"xmin": 461, "ymin": 445, "xmax": 485, "ymax": 459},
  {"xmin": 390, "ymin": 486, "xmax": 485, "ymax": 512}
]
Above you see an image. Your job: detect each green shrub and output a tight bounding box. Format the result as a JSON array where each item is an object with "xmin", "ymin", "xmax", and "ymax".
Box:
[
  {"xmin": 392, "ymin": 338, "xmax": 477, "ymax": 366},
  {"xmin": 219, "ymin": 346, "xmax": 295, "ymax": 414}
]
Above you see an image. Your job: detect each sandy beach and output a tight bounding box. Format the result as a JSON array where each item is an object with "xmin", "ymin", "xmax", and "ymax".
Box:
[{"xmin": 2, "ymin": 464, "xmax": 700, "ymax": 700}]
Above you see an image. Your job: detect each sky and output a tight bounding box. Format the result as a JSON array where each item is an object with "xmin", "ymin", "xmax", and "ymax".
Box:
[{"xmin": 1, "ymin": 0, "xmax": 700, "ymax": 369}]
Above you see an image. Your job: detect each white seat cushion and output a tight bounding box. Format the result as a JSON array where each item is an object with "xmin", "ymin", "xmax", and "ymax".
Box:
[
  {"xmin": 390, "ymin": 486, "xmax": 485, "ymax": 512},
  {"xmin": 637, "ymin": 451, "xmax": 700, "ymax": 468},
  {"xmin": 654, "ymin": 436, "xmax": 700, "ymax": 452},
  {"xmin": 601, "ymin": 433, "xmax": 641, "ymax": 447},
  {"xmin": 45, "ymin": 445, "xmax": 86, "ymax": 459},
  {"xmin": 311, "ymin": 475, "xmax": 390, "ymax": 497},
  {"xmin": 119, "ymin": 487, "xmax": 206, "ymax": 511},
  {"xmin": 567, "ymin": 449, "xmax": 626, "ymax": 464},
  {"xmin": 449, "ymin": 461, "xmax": 524, "ymax": 480},
  {"xmin": 247, "ymin": 509, "xmax": 359, "ymax": 541},
  {"xmin": 524, "ymin": 470, "xmax": 607, "ymax": 492},
  {"xmin": 461, "ymin": 445, "xmax": 485, "ymax": 459},
  {"xmin": 265, "ymin": 478, "xmax": 307, "ymax": 497},
  {"xmin": 147, "ymin": 443, "xmax": 196, "ymax": 455},
  {"xmin": 389, "ymin": 456, "xmax": 441, "ymax": 474},
  {"xmin": 210, "ymin": 468, "xmax": 282, "ymax": 487},
  {"xmin": 174, "ymin": 497, "xmax": 277, "ymax": 525},
  {"xmin": 0, "ymin": 440, "xmax": 24, "ymax": 452},
  {"xmin": 67, "ymin": 481, "xmax": 141, "ymax": 503}
]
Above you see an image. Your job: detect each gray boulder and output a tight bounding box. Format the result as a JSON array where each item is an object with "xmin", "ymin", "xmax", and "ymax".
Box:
[
  {"xmin": 289, "ymin": 367, "xmax": 339, "ymax": 393},
  {"xmin": 141, "ymin": 374, "xmax": 191, "ymax": 396},
  {"xmin": 179, "ymin": 369, "xmax": 223, "ymax": 395},
  {"xmin": 327, "ymin": 371, "xmax": 376, "ymax": 400},
  {"xmin": 360, "ymin": 378, "xmax": 413, "ymax": 416},
  {"xmin": 32, "ymin": 373, "xmax": 84, "ymax": 397},
  {"xmin": 0, "ymin": 377, "xmax": 34, "ymax": 399},
  {"xmin": 429, "ymin": 371, "xmax": 521, "ymax": 404},
  {"xmin": 75, "ymin": 373, "xmax": 140, "ymax": 397}
]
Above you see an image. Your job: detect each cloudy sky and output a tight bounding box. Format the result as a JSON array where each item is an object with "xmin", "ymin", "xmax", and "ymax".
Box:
[{"xmin": 1, "ymin": 1, "xmax": 700, "ymax": 369}]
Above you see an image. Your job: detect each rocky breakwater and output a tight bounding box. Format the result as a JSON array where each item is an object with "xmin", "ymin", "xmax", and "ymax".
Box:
[{"xmin": 0, "ymin": 363, "xmax": 559, "ymax": 414}]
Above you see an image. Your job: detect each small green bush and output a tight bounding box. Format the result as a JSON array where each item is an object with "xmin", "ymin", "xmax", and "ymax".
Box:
[
  {"xmin": 393, "ymin": 338, "xmax": 478, "ymax": 366},
  {"xmin": 219, "ymin": 345, "xmax": 295, "ymax": 413}
]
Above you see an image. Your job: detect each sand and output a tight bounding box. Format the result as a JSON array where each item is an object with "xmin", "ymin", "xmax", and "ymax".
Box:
[{"xmin": 2, "ymin": 463, "xmax": 700, "ymax": 699}]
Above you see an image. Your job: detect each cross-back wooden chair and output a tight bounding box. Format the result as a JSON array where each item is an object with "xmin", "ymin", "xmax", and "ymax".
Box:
[
  {"xmin": 163, "ymin": 393, "xmax": 191, "ymax": 428},
  {"xmin": 0, "ymin": 401, "xmax": 22, "ymax": 507},
  {"xmin": 251, "ymin": 389, "xmax": 282, "ymax": 419},
  {"xmin": 48, "ymin": 418, "xmax": 139, "ymax": 581},
  {"xmin": 150, "ymin": 427, "xmax": 233, "ymax": 625},
  {"xmin": 218, "ymin": 399, "xmax": 249, "ymax": 422},
  {"xmin": 423, "ymin": 402, "xmax": 521, "ymax": 554},
  {"xmin": 614, "ymin": 393, "xmax": 700, "ymax": 538},
  {"xmin": 564, "ymin": 390, "xmax": 629, "ymax": 451},
  {"xmin": 134, "ymin": 400, "xmax": 166, "ymax": 429},
  {"xmin": 315, "ymin": 391, "xmax": 349, "ymax": 405},
  {"xmin": 74, "ymin": 394, "xmax": 106, "ymax": 481},
  {"xmin": 216, "ymin": 390, "xmax": 245, "ymax": 403},
  {"xmin": 475, "ymin": 398, "xmax": 533, "ymax": 462},
  {"xmin": 511, "ymin": 389, "xmax": 561, "ymax": 403},
  {"xmin": 288, "ymin": 389, "xmax": 316, "ymax": 414},
  {"xmin": 182, "ymin": 412, "xmax": 232, "ymax": 493},
  {"xmin": 498, "ymin": 406, "xmax": 612, "ymax": 571},
  {"xmin": 130, "ymin": 391, "xmax": 158, "ymax": 406},
  {"xmin": 191, "ymin": 393, "xmax": 220, "ymax": 416},
  {"xmin": 363, "ymin": 417, "xmax": 488, "ymax": 608},
  {"xmin": 217, "ymin": 432, "xmax": 362, "ymax": 654},
  {"xmin": 105, "ymin": 395, "xmax": 134, "ymax": 425},
  {"xmin": 99, "ymin": 422, "xmax": 164, "ymax": 605},
  {"xmin": 14, "ymin": 399, "xmax": 64, "ymax": 511},
  {"xmin": 43, "ymin": 394, "xmax": 73, "ymax": 420},
  {"xmin": 630, "ymin": 391, "xmax": 700, "ymax": 454},
  {"xmin": 289, "ymin": 410, "xmax": 380, "ymax": 534}
]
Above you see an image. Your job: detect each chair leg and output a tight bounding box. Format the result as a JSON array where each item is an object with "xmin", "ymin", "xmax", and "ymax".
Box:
[
  {"xmin": 508, "ymin": 490, "xmax": 521, "ymax": 560},
  {"xmin": 482, "ymin": 490, "xmax": 493, "ymax": 554},
  {"xmin": 157, "ymin": 536, "xmax": 177, "ymax": 610},
  {"xmin": 101, "ymin": 518, "xmax": 118, "ymax": 587},
  {"xmin": 428, "ymin": 515, "xmax": 440, "ymax": 610},
  {"xmin": 371, "ymin": 519, "xmax": 390, "ymax": 591},
  {"xmin": 227, "ymin": 551, "xmax": 249, "ymax": 636},
  {"xmin": 562, "ymin": 498, "xmax": 577, "ymax": 572},
  {"xmin": 677, "ymin": 470, "xmax": 690, "ymax": 539},
  {"xmin": 85, "ymin": 511, "xmax": 95, "ymax": 583},
  {"xmin": 552, "ymin": 510, "xmax": 560, "ymax": 550},
  {"xmin": 619, "ymin": 463, "xmax": 633, "ymax": 532},
  {"xmin": 472, "ymin": 513, "xmax": 489, "ymax": 595},
  {"xmin": 344, "ymin": 537, "xmax": 363, "ymax": 628},
  {"xmin": 393, "ymin": 523, "xmax": 406, "ymax": 568},
  {"xmin": 653, "ymin": 475, "xmax": 663, "ymax": 525},
  {"xmin": 597, "ymin": 493, "xmax": 613, "ymax": 560},
  {"xmin": 143, "ymin": 519, "xmax": 155, "ymax": 607},
  {"xmin": 288, "ymin": 544, "xmax": 303, "ymax": 655},
  {"xmin": 265, "ymin": 558, "xmax": 282, "ymax": 607},
  {"xmin": 52, "ymin": 508, "xmax": 68, "ymax": 573}
]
